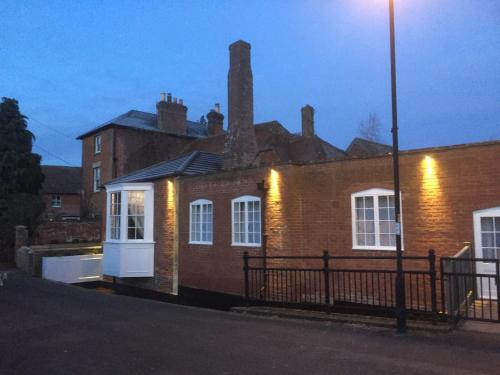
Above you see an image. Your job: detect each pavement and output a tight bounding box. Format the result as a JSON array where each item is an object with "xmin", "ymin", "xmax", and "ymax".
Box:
[{"xmin": 1, "ymin": 268, "xmax": 500, "ymax": 375}]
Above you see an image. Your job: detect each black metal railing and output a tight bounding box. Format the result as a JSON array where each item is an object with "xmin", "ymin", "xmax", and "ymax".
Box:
[{"xmin": 243, "ymin": 250, "xmax": 438, "ymax": 321}]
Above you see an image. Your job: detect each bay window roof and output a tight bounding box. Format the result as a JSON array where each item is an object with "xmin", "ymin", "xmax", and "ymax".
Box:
[{"xmin": 105, "ymin": 151, "xmax": 222, "ymax": 185}]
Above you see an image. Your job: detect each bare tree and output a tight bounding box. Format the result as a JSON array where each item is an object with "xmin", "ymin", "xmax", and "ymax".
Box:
[{"xmin": 358, "ymin": 112, "xmax": 382, "ymax": 142}]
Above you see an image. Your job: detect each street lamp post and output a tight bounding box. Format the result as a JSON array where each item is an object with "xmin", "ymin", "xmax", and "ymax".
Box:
[{"xmin": 388, "ymin": 0, "xmax": 406, "ymax": 333}]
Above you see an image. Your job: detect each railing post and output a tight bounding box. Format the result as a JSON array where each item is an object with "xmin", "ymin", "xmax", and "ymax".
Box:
[
  {"xmin": 243, "ymin": 251, "xmax": 249, "ymax": 301},
  {"xmin": 440, "ymin": 257, "xmax": 446, "ymax": 321},
  {"xmin": 323, "ymin": 251, "xmax": 330, "ymax": 306},
  {"xmin": 428, "ymin": 249, "xmax": 438, "ymax": 324},
  {"xmin": 496, "ymin": 260, "xmax": 500, "ymax": 323}
]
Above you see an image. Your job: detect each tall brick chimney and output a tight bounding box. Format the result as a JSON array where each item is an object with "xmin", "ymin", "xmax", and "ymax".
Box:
[
  {"xmin": 301, "ymin": 105, "xmax": 315, "ymax": 138},
  {"xmin": 223, "ymin": 40, "xmax": 259, "ymax": 169},
  {"xmin": 207, "ymin": 103, "xmax": 224, "ymax": 136},
  {"xmin": 157, "ymin": 93, "xmax": 187, "ymax": 135}
]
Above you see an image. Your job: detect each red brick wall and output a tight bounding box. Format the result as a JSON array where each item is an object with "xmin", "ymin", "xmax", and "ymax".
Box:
[
  {"xmin": 81, "ymin": 127, "xmax": 194, "ymax": 220},
  {"xmin": 175, "ymin": 142, "xmax": 500, "ymax": 296},
  {"xmin": 34, "ymin": 221, "xmax": 101, "ymax": 245}
]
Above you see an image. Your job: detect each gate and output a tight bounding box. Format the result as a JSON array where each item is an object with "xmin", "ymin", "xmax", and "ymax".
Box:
[
  {"xmin": 440, "ymin": 246, "xmax": 499, "ymax": 322},
  {"xmin": 243, "ymin": 250, "xmax": 438, "ymax": 321}
]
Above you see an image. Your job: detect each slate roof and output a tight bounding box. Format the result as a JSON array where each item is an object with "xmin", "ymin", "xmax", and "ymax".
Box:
[
  {"xmin": 77, "ymin": 110, "xmax": 207, "ymax": 139},
  {"xmin": 106, "ymin": 151, "xmax": 222, "ymax": 185},
  {"xmin": 345, "ymin": 138, "xmax": 393, "ymax": 158},
  {"xmin": 41, "ymin": 166, "xmax": 82, "ymax": 194}
]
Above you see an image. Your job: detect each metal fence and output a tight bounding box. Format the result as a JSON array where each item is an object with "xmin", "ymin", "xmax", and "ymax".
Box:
[{"xmin": 243, "ymin": 250, "xmax": 438, "ymax": 321}]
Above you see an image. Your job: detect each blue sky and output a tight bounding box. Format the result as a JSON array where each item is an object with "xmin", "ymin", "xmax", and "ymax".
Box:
[{"xmin": 2, "ymin": 0, "xmax": 499, "ymax": 166}]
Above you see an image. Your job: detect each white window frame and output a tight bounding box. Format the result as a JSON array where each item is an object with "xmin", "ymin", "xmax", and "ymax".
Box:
[
  {"xmin": 105, "ymin": 183, "xmax": 154, "ymax": 244},
  {"xmin": 94, "ymin": 135, "xmax": 102, "ymax": 154},
  {"xmin": 189, "ymin": 199, "xmax": 213, "ymax": 245},
  {"xmin": 351, "ymin": 188, "xmax": 404, "ymax": 251},
  {"xmin": 231, "ymin": 195, "xmax": 261, "ymax": 247},
  {"xmin": 93, "ymin": 166, "xmax": 101, "ymax": 192},
  {"xmin": 51, "ymin": 195, "xmax": 62, "ymax": 208}
]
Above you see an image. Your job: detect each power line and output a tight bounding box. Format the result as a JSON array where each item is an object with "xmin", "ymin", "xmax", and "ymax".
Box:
[
  {"xmin": 29, "ymin": 116, "xmax": 76, "ymax": 140},
  {"xmin": 32, "ymin": 143, "xmax": 76, "ymax": 166}
]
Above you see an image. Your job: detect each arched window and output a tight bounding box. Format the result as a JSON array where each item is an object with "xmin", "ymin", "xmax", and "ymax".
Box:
[
  {"xmin": 189, "ymin": 199, "xmax": 213, "ymax": 245},
  {"xmin": 351, "ymin": 188, "xmax": 403, "ymax": 251},
  {"xmin": 231, "ymin": 196, "xmax": 261, "ymax": 246}
]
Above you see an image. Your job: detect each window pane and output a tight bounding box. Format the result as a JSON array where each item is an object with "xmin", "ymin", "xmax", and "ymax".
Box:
[
  {"xmin": 482, "ymin": 233, "xmax": 494, "ymax": 248},
  {"xmin": 379, "ymin": 221, "xmax": 389, "ymax": 234},
  {"xmin": 357, "ymin": 233, "xmax": 365, "ymax": 246},
  {"xmin": 356, "ymin": 221, "xmax": 365, "ymax": 234},
  {"xmin": 365, "ymin": 221, "xmax": 375, "ymax": 234},
  {"xmin": 379, "ymin": 208, "xmax": 388, "ymax": 220},
  {"xmin": 365, "ymin": 208, "xmax": 374, "ymax": 220},
  {"xmin": 366, "ymin": 233, "xmax": 376, "ymax": 246},
  {"xmin": 483, "ymin": 248, "xmax": 495, "ymax": 259},
  {"xmin": 355, "ymin": 208, "xmax": 364, "ymax": 221},
  {"xmin": 481, "ymin": 217, "xmax": 494, "ymax": 231},
  {"xmin": 379, "ymin": 196, "xmax": 388, "ymax": 208},
  {"xmin": 127, "ymin": 191, "xmax": 145, "ymax": 240},
  {"xmin": 355, "ymin": 197, "xmax": 364, "ymax": 209},
  {"xmin": 365, "ymin": 196, "xmax": 374, "ymax": 208},
  {"xmin": 380, "ymin": 234, "xmax": 390, "ymax": 247}
]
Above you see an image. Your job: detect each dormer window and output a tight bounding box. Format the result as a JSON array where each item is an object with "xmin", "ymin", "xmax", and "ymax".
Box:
[{"xmin": 94, "ymin": 135, "xmax": 102, "ymax": 154}]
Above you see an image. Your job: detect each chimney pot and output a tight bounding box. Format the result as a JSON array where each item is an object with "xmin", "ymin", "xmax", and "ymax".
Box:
[
  {"xmin": 215, "ymin": 103, "xmax": 220, "ymax": 113},
  {"xmin": 156, "ymin": 94, "xmax": 187, "ymax": 135},
  {"xmin": 160, "ymin": 92, "xmax": 166, "ymax": 102}
]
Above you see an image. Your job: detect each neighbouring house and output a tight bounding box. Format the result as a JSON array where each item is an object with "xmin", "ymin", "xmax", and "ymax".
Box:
[
  {"xmin": 41, "ymin": 165, "xmax": 82, "ymax": 221},
  {"xmin": 79, "ymin": 40, "xmax": 500, "ymax": 309},
  {"xmin": 76, "ymin": 43, "xmax": 347, "ymax": 221}
]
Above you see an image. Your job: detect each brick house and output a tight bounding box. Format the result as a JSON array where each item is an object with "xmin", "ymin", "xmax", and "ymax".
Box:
[
  {"xmin": 78, "ymin": 40, "xmax": 500, "ymax": 306},
  {"xmin": 41, "ymin": 165, "xmax": 82, "ymax": 221}
]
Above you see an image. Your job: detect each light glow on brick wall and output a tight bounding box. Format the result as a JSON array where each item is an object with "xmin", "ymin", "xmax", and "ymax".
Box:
[
  {"xmin": 267, "ymin": 169, "xmax": 283, "ymax": 249},
  {"xmin": 167, "ymin": 180, "xmax": 175, "ymax": 212},
  {"xmin": 422, "ymin": 155, "xmax": 440, "ymax": 196}
]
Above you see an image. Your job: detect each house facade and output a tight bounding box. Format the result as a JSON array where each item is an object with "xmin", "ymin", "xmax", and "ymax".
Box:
[
  {"xmin": 77, "ymin": 39, "xmax": 500, "ymax": 304},
  {"xmin": 41, "ymin": 165, "xmax": 82, "ymax": 221},
  {"xmin": 100, "ymin": 141, "xmax": 500, "ymax": 300}
]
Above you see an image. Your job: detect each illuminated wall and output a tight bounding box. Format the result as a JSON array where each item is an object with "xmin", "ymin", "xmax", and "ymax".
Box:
[{"xmin": 266, "ymin": 168, "xmax": 285, "ymax": 253}]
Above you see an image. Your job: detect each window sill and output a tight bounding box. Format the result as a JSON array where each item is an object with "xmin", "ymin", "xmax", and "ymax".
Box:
[
  {"xmin": 189, "ymin": 241, "xmax": 213, "ymax": 246},
  {"xmin": 231, "ymin": 243, "xmax": 262, "ymax": 248},
  {"xmin": 104, "ymin": 240, "xmax": 155, "ymax": 245},
  {"xmin": 352, "ymin": 246, "xmax": 404, "ymax": 252}
]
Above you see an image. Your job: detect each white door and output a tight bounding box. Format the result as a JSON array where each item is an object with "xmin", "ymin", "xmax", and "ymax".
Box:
[{"xmin": 473, "ymin": 208, "xmax": 500, "ymax": 300}]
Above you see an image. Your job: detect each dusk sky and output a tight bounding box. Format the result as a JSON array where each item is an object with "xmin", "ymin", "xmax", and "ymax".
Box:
[{"xmin": 2, "ymin": 0, "xmax": 499, "ymax": 166}]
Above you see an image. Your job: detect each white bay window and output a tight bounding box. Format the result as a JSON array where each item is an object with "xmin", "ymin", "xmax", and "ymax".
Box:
[
  {"xmin": 351, "ymin": 188, "xmax": 403, "ymax": 251},
  {"xmin": 103, "ymin": 183, "xmax": 154, "ymax": 277}
]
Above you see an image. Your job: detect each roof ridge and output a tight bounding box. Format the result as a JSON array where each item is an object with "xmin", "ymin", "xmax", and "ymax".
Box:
[{"xmin": 175, "ymin": 151, "xmax": 199, "ymax": 174}]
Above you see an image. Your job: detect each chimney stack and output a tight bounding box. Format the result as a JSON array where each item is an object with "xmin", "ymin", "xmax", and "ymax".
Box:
[
  {"xmin": 156, "ymin": 93, "xmax": 187, "ymax": 135},
  {"xmin": 223, "ymin": 40, "xmax": 259, "ymax": 169},
  {"xmin": 301, "ymin": 105, "xmax": 315, "ymax": 138},
  {"xmin": 207, "ymin": 103, "xmax": 224, "ymax": 136}
]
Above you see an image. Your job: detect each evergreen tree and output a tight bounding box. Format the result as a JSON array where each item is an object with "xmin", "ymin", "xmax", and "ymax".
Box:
[{"xmin": 0, "ymin": 98, "xmax": 45, "ymax": 261}]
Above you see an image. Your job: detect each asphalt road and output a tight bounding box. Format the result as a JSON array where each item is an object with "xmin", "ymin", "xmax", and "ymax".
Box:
[{"xmin": 1, "ymin": 270, "xmax": 499, "ymax": 375}]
